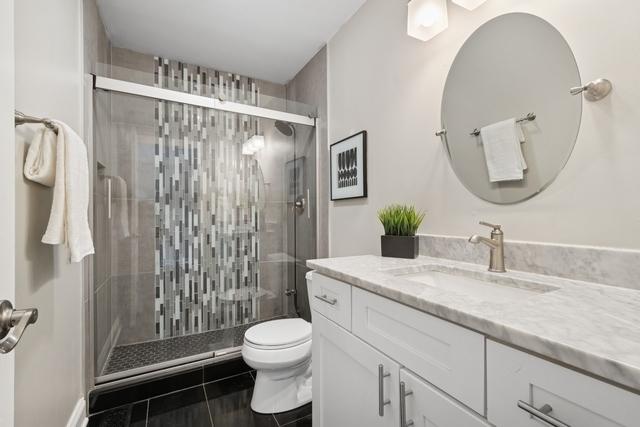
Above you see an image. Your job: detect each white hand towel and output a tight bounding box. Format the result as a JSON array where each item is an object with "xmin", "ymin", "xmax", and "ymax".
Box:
[
  {"xmin": 41, "ymin": 121, "xmax": 95, "ymax": 262},
  {"xmin": 517, "ymin": 122, "xmax": 526, "ymax": 144},
  {"xmin": 480, "ymin": 118, "xmax": 527, "ymax": 182},
  {"xmin": 23, "ymin": 127, "xmax": 57, "ymax": 187}
]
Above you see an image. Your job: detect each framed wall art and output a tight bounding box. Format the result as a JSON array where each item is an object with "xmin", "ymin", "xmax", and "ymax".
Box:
[{"xmin": 330, "ymin": 130, "xmax": 367, "ymax": 201}]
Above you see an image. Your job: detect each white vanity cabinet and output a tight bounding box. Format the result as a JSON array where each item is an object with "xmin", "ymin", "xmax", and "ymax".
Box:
[
  {"xmin": 487, "ymin": 340, "xmax": 640, "ymax": 427},
  {"xmin": 400, "ymin": 368, "xmax": 490, "ymax": 427},
  {"xmin": 313, "ymin": 313, "xmax": 399, "ymax": 427},
  {"xmin": 311, "ymin": 272, "xmax": 640, "ymax": 427},
  {"xmin": 352, "ymin": 287, "xmax": 485, "ymax": 415},
  {"xmin": 312, "ymin": 311, "xmax": 488, "ymax": 427}
]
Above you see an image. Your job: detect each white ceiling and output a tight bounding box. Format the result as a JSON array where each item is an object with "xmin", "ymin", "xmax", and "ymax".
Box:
[{"xmin": 97, "ymin": 0, "xmax": 366, "ymax": 84}]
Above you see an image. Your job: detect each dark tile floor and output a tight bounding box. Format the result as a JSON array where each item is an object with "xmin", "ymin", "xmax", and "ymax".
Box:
[{"xmin": 88, "ymin": 372, "xmax": 312, "ymax": 427}]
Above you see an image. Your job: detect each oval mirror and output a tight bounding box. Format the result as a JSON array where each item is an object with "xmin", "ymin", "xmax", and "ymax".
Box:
[{"xmin": 441, "ymin": 13, "xmax": 582, "ymax": 204}]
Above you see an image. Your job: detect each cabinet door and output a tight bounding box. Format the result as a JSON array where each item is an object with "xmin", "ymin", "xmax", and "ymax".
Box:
[
  {"xmin": 487, "ymin": 340, "xmax": 640, "ymax": 427},
  {"xmin": 400, "ymin": 369, "xmax": 490, "ymax": 427},
  {"xmin": 352, "ymin": 287, "xmax": 485, "ymax": 414},
  {"xmin": 313, "ymin": 312, "xmax": 399, "ymax": 427}
]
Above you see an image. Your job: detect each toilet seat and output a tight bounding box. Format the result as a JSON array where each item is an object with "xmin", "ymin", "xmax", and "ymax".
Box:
[{"xmin": 244, "ymin": 318, "xmax": 311, "ymax": 350}]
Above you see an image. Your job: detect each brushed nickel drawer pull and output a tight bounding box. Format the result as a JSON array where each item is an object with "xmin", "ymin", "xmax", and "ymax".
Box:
[
  {"xmin": 378, "ymin": 364, "xmax": 391, "ymax": 416},
  {"xmin": 517, "ymin": 400, "xmax": 570, "ymax": 427},
  {"xmin": 399, "ymin": 381, "xmax": 414, "ymax": 427},
  {"xmin": 315, "ymin": 294, "xmax": 337, "ymax": 305}
]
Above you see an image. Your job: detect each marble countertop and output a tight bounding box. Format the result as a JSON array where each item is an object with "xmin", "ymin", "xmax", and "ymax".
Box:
[{"xmin": 307, "ymin": 255, "xmax": 640, "ymax": 392}]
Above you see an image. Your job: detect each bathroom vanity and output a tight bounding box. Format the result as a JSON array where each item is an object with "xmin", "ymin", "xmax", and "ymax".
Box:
[{"xmin": 308, "ymin": 256, "xmax": 640, "ymax": 427}]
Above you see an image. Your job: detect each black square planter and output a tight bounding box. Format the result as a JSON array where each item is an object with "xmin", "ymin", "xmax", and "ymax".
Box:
[{"xmin": 380, "ymin": 235, "xmax": 419, "ymax": 259}]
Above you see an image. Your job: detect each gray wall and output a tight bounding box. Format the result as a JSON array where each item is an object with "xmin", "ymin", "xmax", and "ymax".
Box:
[
  {"xmin": 14, "ymin": 0, "xmax": 85, "ymax": 425},
  {"xmin": 84, "ymin": 0, "xmax": 113, "ymax": 382},
  {"xmin": 328, "ymin": 0, "xmax": 640, "ymax": 255},
  {"xmin": 287, "ymin": 47, "xmax": 329, "ymax": 259},
  {"xmin": 285, "ymin": 47, "xmax": 328, "ymax": 320}
]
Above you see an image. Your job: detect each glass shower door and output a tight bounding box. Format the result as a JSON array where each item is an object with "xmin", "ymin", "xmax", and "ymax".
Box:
[{"xmin": 92, "ymin": 87, "xmax": 312, "ymax": 382}]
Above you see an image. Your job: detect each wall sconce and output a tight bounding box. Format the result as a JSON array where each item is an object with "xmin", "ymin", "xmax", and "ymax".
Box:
[
  {"xmin": 451, "ymin": 0, "xmax": 486, "ymax": 10},
  {"xmin": 407, "ymin": 0, "xmax": 448, "ymax": 42},
  {"xmin": 242, "ymin": 134, "xmax": 265, "ymax": 155}
]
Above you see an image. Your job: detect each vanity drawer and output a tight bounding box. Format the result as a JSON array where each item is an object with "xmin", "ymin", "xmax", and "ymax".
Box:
[
  {"xmin": 352, "ymin": 287, "xmax": 485, "ymax": 415},
  {"xmin": 487, "ymin": 340, "xmax": 640, "ymax": 427},
  {"xmin": 311, "ymin": 273, "xmax": 352, "ymax": 331}
]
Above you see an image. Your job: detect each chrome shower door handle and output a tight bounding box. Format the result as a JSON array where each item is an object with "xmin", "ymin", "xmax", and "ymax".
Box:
[
  {"xmin": 378, "ymin": 364, "xmax": 391, "ymax": 417},
  {"xmin": 0, "ymin": 300, "xmax": 38, "ymax": 354},
  {"xmin": 399, "ymin": 381, "xmax": 414, "ymax": 427},
  {"xmin": 517, "ymin": 401, "xmax": 571, "ymax": 427},
  {"xmin": 107, "ymin": 177, "xmax": 112, "ymax": 219}
]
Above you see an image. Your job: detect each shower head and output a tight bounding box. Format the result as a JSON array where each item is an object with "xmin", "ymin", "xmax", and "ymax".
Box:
[{"xmin": 275, "ymin": 120, "xmax": 294, "ymax": 137}]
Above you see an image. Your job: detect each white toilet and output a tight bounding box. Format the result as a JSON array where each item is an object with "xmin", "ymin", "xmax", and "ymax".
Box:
[{"xmin": 241, "ymin": 271, "xmax": 314, "ymax": 414}]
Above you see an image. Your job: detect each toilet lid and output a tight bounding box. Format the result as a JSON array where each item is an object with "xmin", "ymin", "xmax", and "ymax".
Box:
[{"xmin": 244, "ymin": 318, "xmax": 311, "ymax": 349}]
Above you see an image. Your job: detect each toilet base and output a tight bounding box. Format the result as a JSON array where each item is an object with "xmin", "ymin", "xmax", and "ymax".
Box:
[{"xmin": 251, "ymin": 360, "xmax": 312, "ymax": 414}]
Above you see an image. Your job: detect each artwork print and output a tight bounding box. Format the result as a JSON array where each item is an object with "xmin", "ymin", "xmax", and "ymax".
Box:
[{"xmin": 330, "ymin": 131, "xmax": 367, "ymax": 200}]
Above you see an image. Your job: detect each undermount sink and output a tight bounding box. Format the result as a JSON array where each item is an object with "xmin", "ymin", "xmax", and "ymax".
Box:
[{"xmin": 393, "ymin": 265, "xmax": 558, "ymax": 303}]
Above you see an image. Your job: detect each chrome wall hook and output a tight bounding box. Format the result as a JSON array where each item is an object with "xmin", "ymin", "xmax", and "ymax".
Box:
[{"xmin": 570, "ymin": 78, "xmax": 612, "ymax": 102}]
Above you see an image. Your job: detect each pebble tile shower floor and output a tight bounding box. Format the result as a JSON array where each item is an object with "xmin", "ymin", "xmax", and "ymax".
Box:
[
  {"xmin": 88, "ymin": 371, "xmax": 312, "ymax": 427},
  {"xmin": 102, "ymin": 321, "xmax": 267, "ymax": 375}
]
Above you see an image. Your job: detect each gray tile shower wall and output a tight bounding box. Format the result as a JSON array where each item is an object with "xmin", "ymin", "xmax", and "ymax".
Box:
[{"xmin": 419, "ymin": 234, "xmax": 640, "ymax": 290}]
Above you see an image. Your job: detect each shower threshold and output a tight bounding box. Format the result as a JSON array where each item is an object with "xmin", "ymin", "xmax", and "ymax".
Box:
[{"xmin": 97, "ymin": 318, "xmax": 281, "ymax": 384}]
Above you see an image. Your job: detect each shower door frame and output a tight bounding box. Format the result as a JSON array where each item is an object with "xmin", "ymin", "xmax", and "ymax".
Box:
[
  {"xmin": 88, "ymin": 74, "xmax": 317, "ymax": 389},
  {"xmin": 93, "ymin": 75, "xmax": 316, "ymax": 126}
]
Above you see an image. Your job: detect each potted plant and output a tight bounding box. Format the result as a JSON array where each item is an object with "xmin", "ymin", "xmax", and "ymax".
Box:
[{"xmin": 377, "ymin": 204, "xmax": 425, "ymax": 259}]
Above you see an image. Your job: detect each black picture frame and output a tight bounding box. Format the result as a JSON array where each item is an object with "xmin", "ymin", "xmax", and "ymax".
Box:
[{"xmin": 330, "ymin": 130, "xmax": 367, "ymax": 201}]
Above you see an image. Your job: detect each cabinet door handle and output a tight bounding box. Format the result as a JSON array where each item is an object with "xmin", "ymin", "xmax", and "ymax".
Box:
[
  {"xmin": 517, "ymin": 401, "xmax": 571, "ymax": 427},
  {"xmin": 378, "ymin": 364, "xmax": 391, "ymax": 416},
  {"xmin": 314, "ymin": 294, "xmax": 337, "ymax": 305},
  {"xmin": 399, "ymin": 381, "xmax": 414, "ymax": 427}
]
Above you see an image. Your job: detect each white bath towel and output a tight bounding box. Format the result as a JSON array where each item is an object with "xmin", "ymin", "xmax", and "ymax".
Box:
[
  {"xmin": 480, "ymin": 118, "xmax": 527, "ymax": 182},
  {"xmin": 41, "ymin": 121, "xmax": 95, "ymax": 262},
  {"xmin": 23, "ymin": 127, "xmax": 57, "ymax": 187}
]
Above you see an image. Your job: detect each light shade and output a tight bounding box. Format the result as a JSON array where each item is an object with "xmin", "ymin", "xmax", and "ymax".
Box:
[
  {"xmin": 407, "ymin": 0, "xmax": 448, "ymax": 42},
  {"xmin": 242, "ymin": 134, "xmax": 265, "ymax": 155},
  {"xmin": 451, "ymin": 0, "xmax": 486, "ymax": 10}
]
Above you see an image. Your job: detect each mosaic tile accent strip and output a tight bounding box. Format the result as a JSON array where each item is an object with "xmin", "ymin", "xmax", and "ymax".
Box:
[
  {"xmin": 102, "ymin": 321, "xmax": 263, "ymax": 376},
  {"xmin": 154, "ymin": 57, "xmax": 264, "ymax": 338}
]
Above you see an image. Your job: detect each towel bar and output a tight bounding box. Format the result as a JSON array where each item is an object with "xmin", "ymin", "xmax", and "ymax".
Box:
[
  {"xmin": 14, "ymin": 110, "xmax": 58, "ymax": 134},
  {"xmin": 470, "ymin": 112, "xmax": 536, "ymax": 136}
]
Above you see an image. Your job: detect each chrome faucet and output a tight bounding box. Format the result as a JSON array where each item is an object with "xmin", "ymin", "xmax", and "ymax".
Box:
[{"xmin": 469, "ymin": 221, "xmax": 506, "ymax": 273}]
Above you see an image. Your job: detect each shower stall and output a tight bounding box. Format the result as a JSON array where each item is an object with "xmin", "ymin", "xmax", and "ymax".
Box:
[{"xmin": 89, "ymin": 60, "xmax": 317, "ymax": 386}]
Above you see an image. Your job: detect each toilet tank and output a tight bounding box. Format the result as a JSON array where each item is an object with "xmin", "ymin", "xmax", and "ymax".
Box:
[{"xmin": 305, "ymin": 271, "xmax": 314, "ymax": 321}]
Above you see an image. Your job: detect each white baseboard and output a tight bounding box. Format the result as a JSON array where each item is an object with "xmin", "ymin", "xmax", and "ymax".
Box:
[{"xmin": 66, "ymin": 397, "xmax": 87, "ymax": 427}]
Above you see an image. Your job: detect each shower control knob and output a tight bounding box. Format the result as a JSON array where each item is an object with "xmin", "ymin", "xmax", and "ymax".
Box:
[
  {"xmin": 284, "ymin": 289, "xmax": 297, "ymax": 296},
  {"xmin": 294, "ymin": 196, "xmax": 306, "ymax": 213}
]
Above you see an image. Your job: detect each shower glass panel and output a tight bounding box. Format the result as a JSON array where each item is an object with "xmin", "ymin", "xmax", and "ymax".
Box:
[{"xmin": 92, "ymin": 78, "xmax": 315, "ymax": 382}]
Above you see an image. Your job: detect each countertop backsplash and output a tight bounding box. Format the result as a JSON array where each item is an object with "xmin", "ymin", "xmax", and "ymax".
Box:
[{"xmin": 418, "ymin": 234, "xmax": 640, "ymax": 291}]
